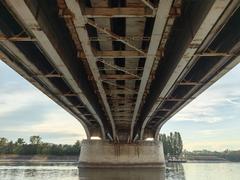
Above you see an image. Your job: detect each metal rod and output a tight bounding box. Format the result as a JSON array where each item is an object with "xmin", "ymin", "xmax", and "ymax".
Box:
[
  {"xmin": 98, "ymin": 59, "xmax": 141, "ymax": 78},
  {"xmin": 102, "ymin": 80, "xmax": 137, "ymax": 93},
  {"xmin": 141, "ymin": 0, "xmax": 155, "ymax": 10},
  {"xmin": 87, "ymin": 19, "xmax": 146, "ymax": 55}
]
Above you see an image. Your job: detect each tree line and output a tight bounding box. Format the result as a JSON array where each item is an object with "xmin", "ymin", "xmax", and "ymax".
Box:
[
  {"xmin": 0, "ymin": 133, "xmax": 183, "ymax": 156},
  {"xmin": 185, "ymin": 149, "xmax": 240, "ymax": 162},
  {"xmin": 0, "ymin": 136, "xmax": 81, "ymax": 156},
  {"xmin": 159, "ymin": 132, "xmax": 183, "ymax": 157}
]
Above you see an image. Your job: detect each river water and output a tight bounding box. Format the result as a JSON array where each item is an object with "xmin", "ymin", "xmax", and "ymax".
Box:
[{"xmin": 0, "ymin": 162, "xmax": 239, "ymax": 180}]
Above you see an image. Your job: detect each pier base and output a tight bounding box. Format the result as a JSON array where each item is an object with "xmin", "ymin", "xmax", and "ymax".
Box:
[{"xmin": 79, "ymin": 140, "xmax": 165, "ymax": 168}]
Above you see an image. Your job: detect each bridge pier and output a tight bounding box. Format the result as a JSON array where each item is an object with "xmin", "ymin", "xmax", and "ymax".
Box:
[{"xmin": 79, "ymin": 140, "xmax": 165, "ymax": 168}]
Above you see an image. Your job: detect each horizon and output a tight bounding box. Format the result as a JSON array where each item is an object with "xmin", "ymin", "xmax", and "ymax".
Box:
[{"xmin": 0, "ymin": 60, "xmax": 240, "ymax": 151}]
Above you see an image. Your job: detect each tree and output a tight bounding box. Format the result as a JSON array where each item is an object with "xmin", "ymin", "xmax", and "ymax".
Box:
[
  {"xmin": 159, "ymin": 132, "xmax": 183, "ymax": 158},
  {"xmin": 0, "ymin": 137, "xmax": 8, "ymax": 154},
  {"xmin": 30, "ymin": 136, "xmax": 42, "ymax": 145},
  {"xmin": 0, "ymin": 136, "xmax": 84, "ymax": 156},
  {"xmin": 175, "ymin": 132, "xmax": 183, "ymax": 156},
  {"xmin": 15, "ymin": 138, "xmax": 25, "ymax": 146},
  {"xmin": 0, "ymin": 137, "xmax": 8, "ymax": 146}
]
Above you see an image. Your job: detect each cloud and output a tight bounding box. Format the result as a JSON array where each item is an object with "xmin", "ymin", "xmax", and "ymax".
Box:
[
  {"xmin": 2, "ymin": 108, "xmax": 86, "ymax": 143},
  {"xmin": 28, "ymin": 110, "xmax": 86, "ymax": 137},
  {"xmin": 0, "ymin": 89, "xmax": 49, "ymax": 118},
  {"xmin": 0, "ymin": 61, "xmax": 86, "ymax": 144},
  {"xmin": 185, "ymin": 140, "xmax": 240, "ymax": 151},
  {"xmin": 161, "ymin": 65, "xmax": 240, "ymax": 150},
  {"xmin": 195, "ymin": 129, "xmax": 225, "ymax": 137},
  {"xmin": 171, "ymin": 71, "xmax": 240, "ymax": 123}
]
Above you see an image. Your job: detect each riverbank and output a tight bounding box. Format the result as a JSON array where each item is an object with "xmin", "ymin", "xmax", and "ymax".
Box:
[{"xmin": 0, "ymin": 155, "xmax": 78, "ymax": 163}]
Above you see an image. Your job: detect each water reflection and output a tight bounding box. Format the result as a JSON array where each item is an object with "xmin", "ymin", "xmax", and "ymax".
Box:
[
  {"xmin": 2, "ymin": 162, "xmax": 240, "ymax": 180},
  {"xmin": 78, "ymin": 167, "xmax": 166, "ymax": 180},
  {"xmin": 0, "ymin": 164, "xmax": 79, "ymax": 180},
  {"xmin": 166, "ymin": 163, "xmax": 185, "ymax": 180}
]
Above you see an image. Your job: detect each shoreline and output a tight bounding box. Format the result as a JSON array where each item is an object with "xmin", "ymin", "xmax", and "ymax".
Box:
[
  {"xmin": 0, "ymin": 155, "xmax": 78, "ymax": 163},
  {"xmin": 0, "ymin": 155, "xmax": 239, "ymax": 164}
]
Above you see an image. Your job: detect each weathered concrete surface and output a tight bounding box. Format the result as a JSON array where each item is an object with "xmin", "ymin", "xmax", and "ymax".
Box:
[{"xmin": 79, "ymin": 140, "xmax": 165, "ymax": 168}]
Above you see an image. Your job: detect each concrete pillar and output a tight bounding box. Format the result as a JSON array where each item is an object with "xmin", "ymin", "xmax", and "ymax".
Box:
[{"xmin": 79, "ymin": 140, "xmax": 165, "ymax": 168}]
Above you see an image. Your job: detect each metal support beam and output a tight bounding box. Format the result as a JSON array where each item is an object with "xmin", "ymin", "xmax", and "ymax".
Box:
[
  {"xmin": 106, "ymin": 89, "xmax": 137, "ymax": 95},
  {"xmin": 140, "ymin": 0, "xmax": 234, "ymax": 140},
  {"xmin": 83, "ymin": 7, "xmax": 155, "ymax": 18},
  {"xmin": 0, "ymin": 41, "xmax": 92, "ymax": 138},
  {"xmin": 97, "ymin": 59, "xmax": 140, "ymax": 78},
  {"xmin": 64, "ymin": 0, "xmax": 117, "ymax": 140},
  {"xmin": 141, "ymin": 0, "xmax": 155, "ymax": 10},
  {"xmin": 161, "ymin": 97, "xmax": 192, "ymax": 102},
  {"xmin": 155, "ymin": 55, "xmax": 240, "ymax": 139},
  {"xmin": 99, "ymin": 67, "xmax": 144, "ymax": 71},
  {"xmin": 87, "ymin": 20, "xmax": 146, "ymax": 55},
  {"xmin": 35, "ymin": 73, "xmax": 63, "ymax": 78},
  {"xmin": 102, "ymin": 81, "xmax": 137, "ymax": 93},
  {"xmin": 130, "ymin": 0, "xmax": 173, "ymax": 140},
  {"xmin": 4, "ymin": 0, "xmax": 106, "ymax": 139},
  {"xmin": 94, "ymin": 50, "xmax": 148, "ymax": 59},
  {"xmin": 177, "ymin": 81, "xmax": 203, "ymax": 86},
  {"xmin": 89, "ymin": 36, "xmax": 151, "ymax": 42},
  {"xmin": 61, "ymin": 93, "xmax": 79, "ymax": 97},
  {"xmin": 0, "ymin": 35, "xmax": 36, "ymax": 42},
  {"xmin": 195, "ymin": 52, "xmax": 235, "ymax": 57},
  {"xmin": 101, "ymin": 74, "xmax": 141, "ymax": 81},
  {"xmin": 157, "ymin": 108, "xmax": 171, "ymax": 112}
]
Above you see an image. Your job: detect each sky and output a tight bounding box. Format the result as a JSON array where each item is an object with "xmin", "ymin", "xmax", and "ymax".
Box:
[{"xmin": 0, "ymin": 60, "xmax": 240, "ymax": 151}]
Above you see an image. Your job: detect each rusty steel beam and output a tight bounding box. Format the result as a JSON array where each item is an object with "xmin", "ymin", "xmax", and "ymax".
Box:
[
  {"xmin": 130, "ymin": 0, "xmax": 174, "ymax": 141},
  {"xmin": 102, "ymin": 81, "xmax": 137, "ymax": 93},
  {"xmin": 165, "ymin": 98, "xmax": 188, "ymax": 102},
  {"xmin": 89, "ymin": 36, "xmax": 151, "ymax": 42},
  {"xmin": 61, "ymin": 93, "xmax": 79, "ymax": 97},
  {"xmin": 71, "ymin": 105, "xmax": 85, "ymax": 108},
  {"xmin": 35, "ymin": 73, "xmax": 64, "ymax": 78},
  {"xmin": 142, "ymin": 0, "xmax": 234, "ymax": 140},
  {"xmin": 97, "ymin": 59, "xmax": 140, "ymax": 78},
  {"xmin": 99, "ymin": 67, "xmax": 144, "ymax": 71},
  {"xmin": 112, "ymin": 109, "xmax": 133, "ymax": 112},
  {"xmin": 0, "ymin": 35, "xmax": 36, "ymax": 42},
  {"xmin": 0, "ymin": 41, "xmax": 93, "ymax": 137},
  {"xmin": 83, "ymin": 7, "xmax": 154, "ymax": 18},
  {"xmin": 64, "ymin": 0, "xmax": 117, "ymax": 140},
  {"xmin": 4, "ymin": 0, "xmax": 106, "ymax": 139},
  {"xmin": 195, "ymin": 52, "xmax": 236, "ymax": 57},
  {"xmin": 106, "ymin": 89, "xmax": 138, "ymax": 95},
  {"xmin": 109, "ymin": 101, "xmax": 135, "ymax": 104},
  {"xmin": 87, "ymin": 20, "xmax": 146, "ymax": 55},
  {"xmin": 177, "ymin": 81, "xmax": 203, "ymax": 86},
  {"xmin": 140, "ymin": 0, "xmax": 155, "ymax": 10},
  {"xmin": 157, "ymin": 108, "xmax": 171, "ymax": 112},
  {"xmin": 100, "ymin": 74, "xmax": 141, "ymax": 81},
  {"xmin": 94, "ymin": 50, "xmax": 148, "ymax": 59}
]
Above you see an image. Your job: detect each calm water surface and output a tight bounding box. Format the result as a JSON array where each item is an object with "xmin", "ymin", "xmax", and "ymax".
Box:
[{"xmin": 0, "ymin": 162, "xmax": 240, "ymax": 180}]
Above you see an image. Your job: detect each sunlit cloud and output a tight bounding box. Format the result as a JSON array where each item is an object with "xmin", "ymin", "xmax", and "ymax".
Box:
[
  {"xmin": 195, "ymin": 129, "xmax": 225, "ymax": 137},
  {"xmin": 185, "ymin": 140, "xmax": 240, "ymax": 151}
]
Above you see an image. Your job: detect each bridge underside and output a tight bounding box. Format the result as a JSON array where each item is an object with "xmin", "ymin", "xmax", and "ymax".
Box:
[{"xmin": 0, "ymin": 0, "xmax": 240, "ymax": 143}]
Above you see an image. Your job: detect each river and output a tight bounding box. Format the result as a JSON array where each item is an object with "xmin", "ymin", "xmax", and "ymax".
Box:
[{"xmin": 0, "ymin": 162, "xmax": 239, "ymax": 180}]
